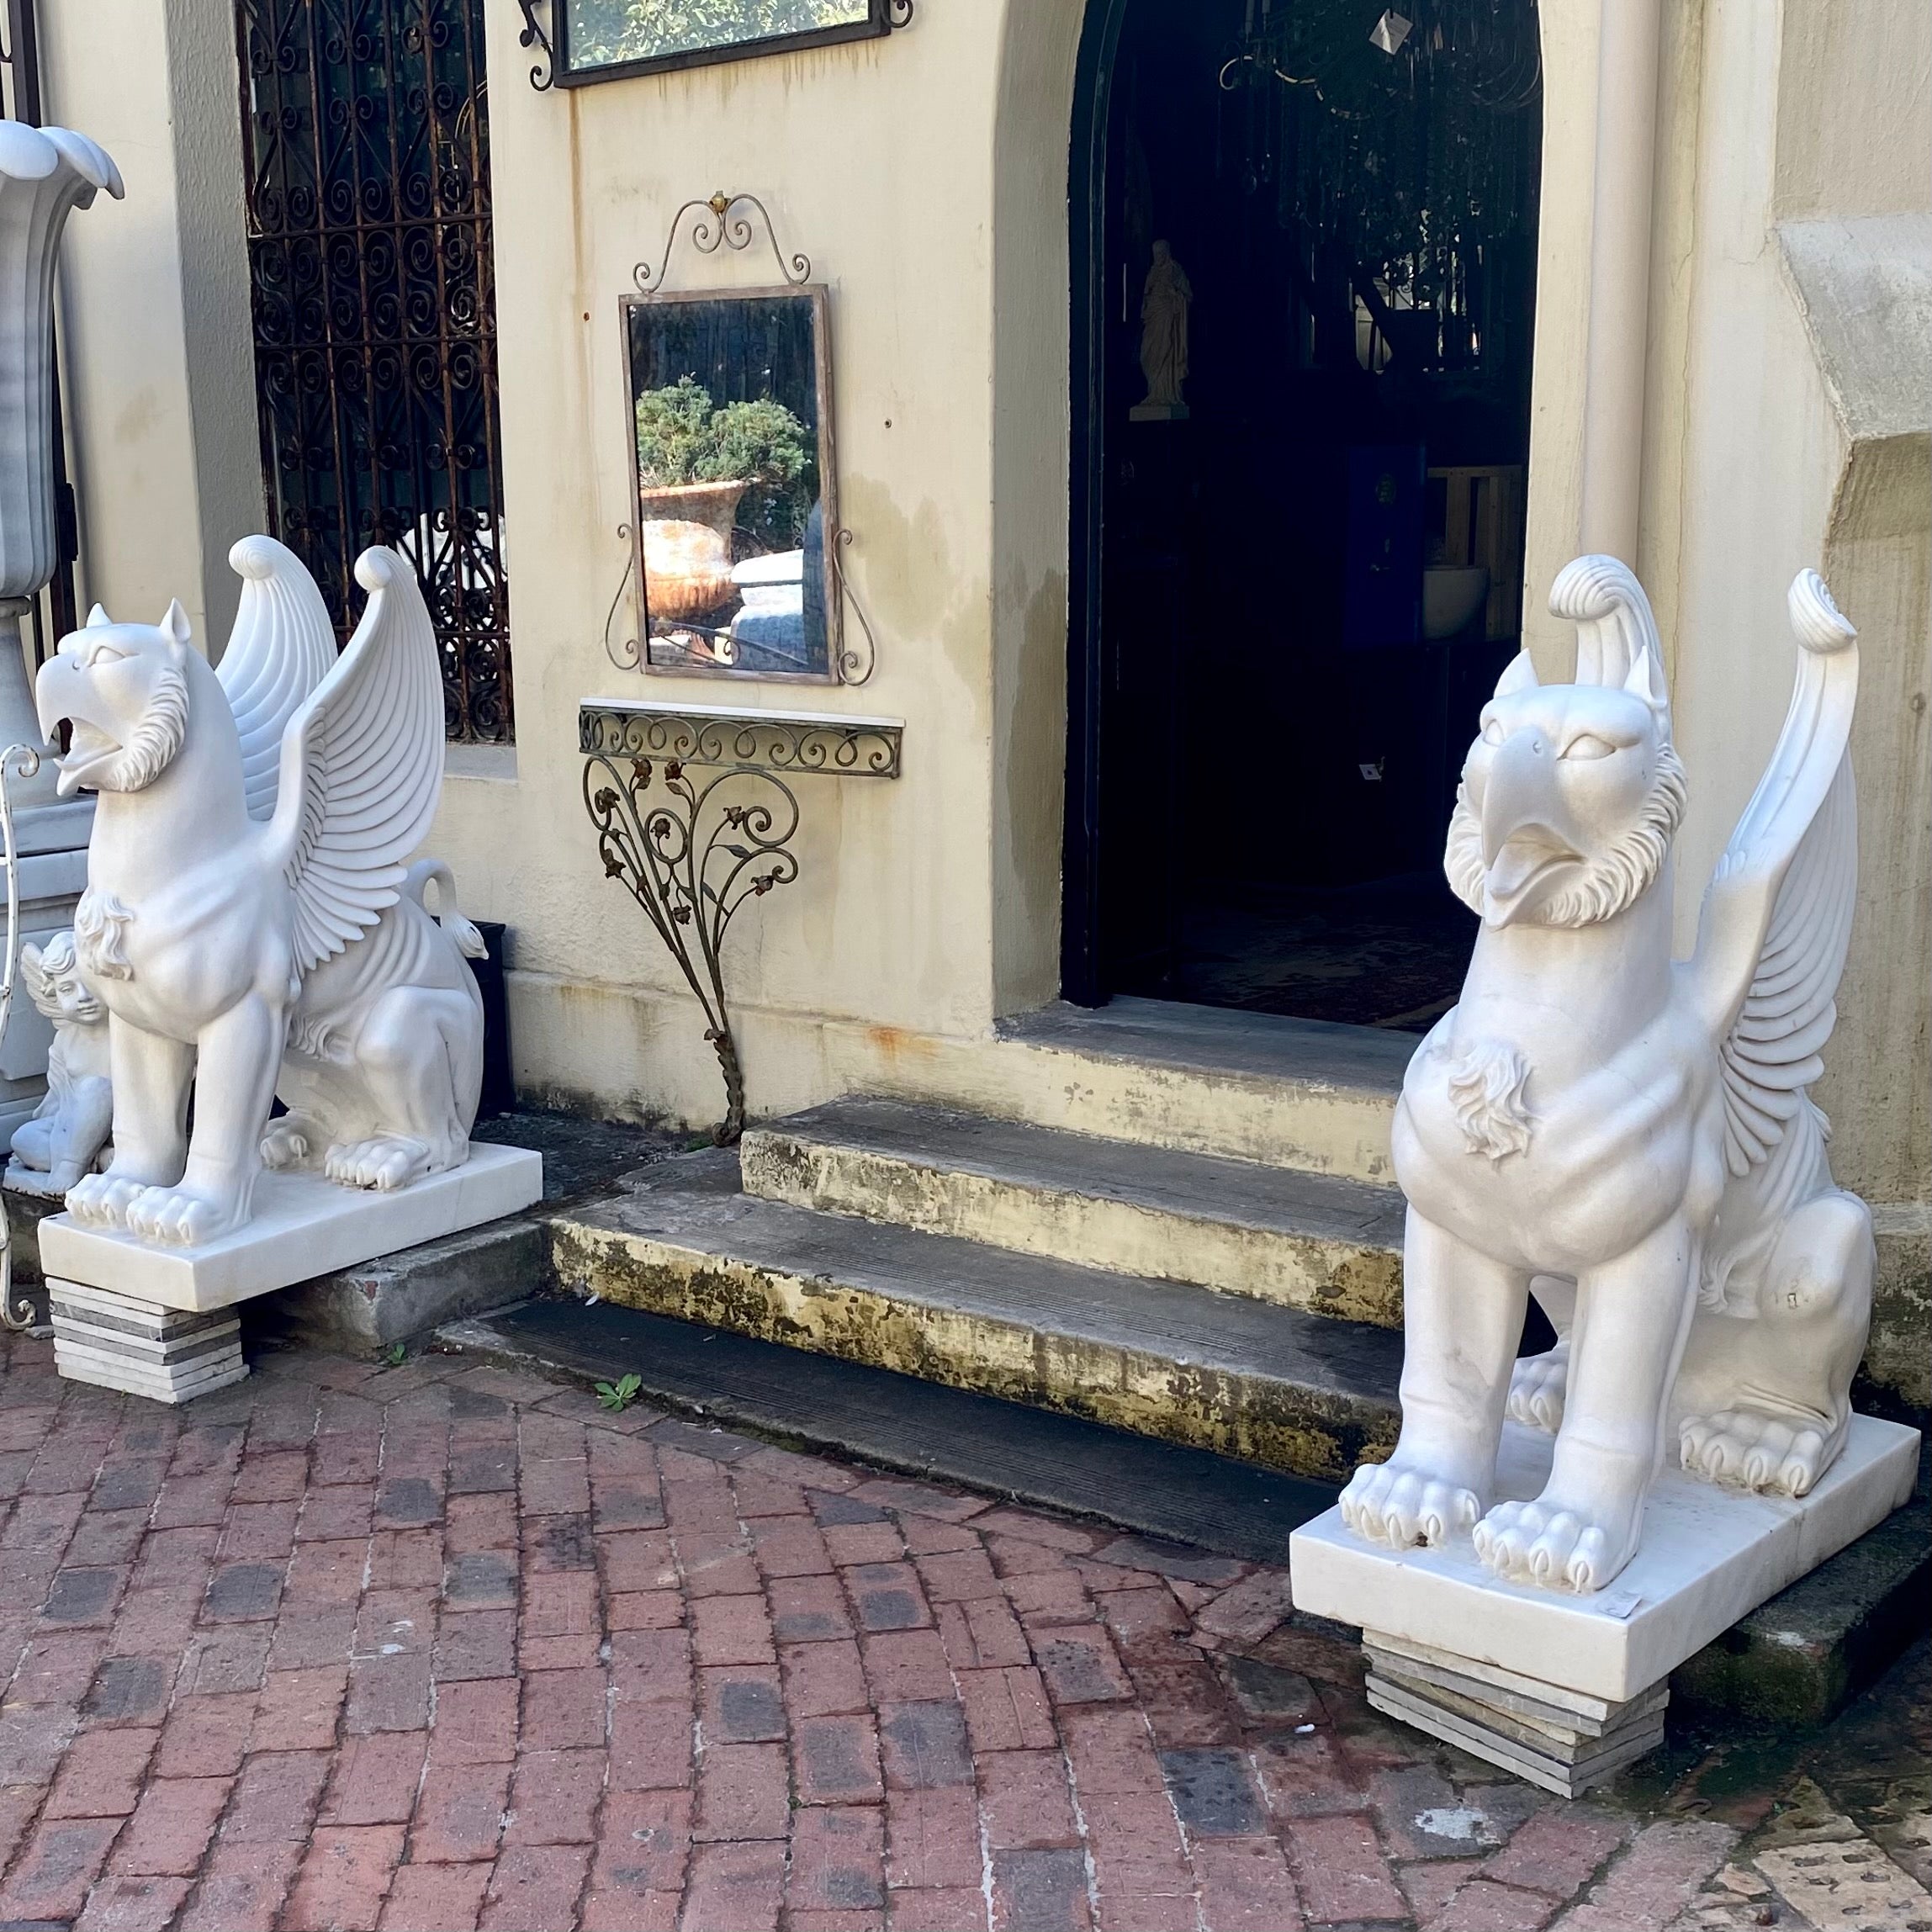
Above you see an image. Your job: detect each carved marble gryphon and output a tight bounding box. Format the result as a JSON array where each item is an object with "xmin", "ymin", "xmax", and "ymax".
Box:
[
  {"xmin": 33, "ymin": 536, "xmax": 489, "ymax": 1247},
  {"xmin": 1341, "ymin": 556, "xmax": 1871, "ymax": 1595}
]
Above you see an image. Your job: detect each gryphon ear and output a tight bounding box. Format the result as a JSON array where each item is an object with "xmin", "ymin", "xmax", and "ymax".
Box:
[
  {"xmin": 1622, "ymin": 641, "xmax": 1668, "ymax": 712},
  {"xmin": 160, "ymin": 598, "xmax": 203, "ymax": 656},
  {"xmin": 1493, "ymin": 649, "xmax": 1540, "ymax": 698},
  {"xmin": 85, "ymin": 603, "xmax": 109, "ymax": 628}
]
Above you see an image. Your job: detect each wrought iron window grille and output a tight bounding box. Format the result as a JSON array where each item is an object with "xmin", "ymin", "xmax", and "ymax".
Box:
[{"xmin": 236, "ymin": 0, "xmax": 516, "ymax": 744}]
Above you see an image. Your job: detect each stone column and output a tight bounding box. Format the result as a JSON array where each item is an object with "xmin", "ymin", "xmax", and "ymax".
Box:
[
  {"xmin": 0, "ymin": 120, "xmax": 123, "ymax": 1141},
  {"xmin": 1578, "ymin": 0, "xmax": 1665, "ymax": 565}
]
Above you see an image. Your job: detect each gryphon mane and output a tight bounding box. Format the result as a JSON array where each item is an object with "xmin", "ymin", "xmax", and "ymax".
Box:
[
  {"xmin": 1444, "ymin": 743, "xmax": 1688, "ymax": 927},
  {"xmin": 98, "ymin": 662, "xmax": 190, "ymax": 794}
]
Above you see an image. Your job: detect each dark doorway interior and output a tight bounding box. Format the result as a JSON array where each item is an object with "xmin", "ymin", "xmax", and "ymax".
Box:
[{"xmin": 1066, "ymin": 0, "xmax": 1543, "ymax": 1033}]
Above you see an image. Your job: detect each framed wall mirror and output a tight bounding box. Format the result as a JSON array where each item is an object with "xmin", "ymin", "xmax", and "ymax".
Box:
[
  {"xmin": 623, "ymin": 285, "xmax": 840, "ymax": 682},
  {"xmin": 561, "ymin": 0, "xmax": 894, "ymax": 87}
]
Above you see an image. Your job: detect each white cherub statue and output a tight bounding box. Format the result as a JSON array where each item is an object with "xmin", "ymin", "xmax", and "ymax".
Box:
[
  {"xmin": 1341, "ymin": 556, "xmax": 1871, "ymax": 1595},
  {"xmin": 4, "ymin": 930, "xmax": 113, "ymax": 1198},
  {"xmin": 33, "ymin": 536, "xmax": 488, "ymax": 1248}
]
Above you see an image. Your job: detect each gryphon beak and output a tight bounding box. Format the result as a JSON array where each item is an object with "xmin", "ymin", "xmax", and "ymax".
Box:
[
  {"xmin": 34, "ymin": 653, "xmax": 116, "ymax": 799},
  {"xmin": 1480, "ymin": 732, "xmax": 1555, "ymax": 865},
  {"xmin": 1479, "ymin": 731, "xmax": 1583, "ymax": 921},
  {"xmin": 34, "ymin": 652, "xmax": 77, "ymax": 748}
]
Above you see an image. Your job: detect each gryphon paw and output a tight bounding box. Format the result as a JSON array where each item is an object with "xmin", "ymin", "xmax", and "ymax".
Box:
[
  {"xmin": 65, "ymin": 1171, "xmax": 146, "ymax": 1229},
  {"xmin": 260, "ymin": 1120, "xmax": 313, "ymax": 1171},
  {"xmin": 123, "ymin": 1185, "xmax": 241, "ymax": 1247},
  {"xmin": 1681, "ymin": 1409, "xmax": 1831, "ymax": 1498},
  {"xmin": 1506, "ymin": 1340, "xmax": 1569, "ymax": 1433},
  {"xmin": 1474, "ymin": 1498, "xmax": 1624, "ymax": 1594},
  {"xmin": 1339, "ymin": 1459, "xmax": 1480, "ymax": 1549},
  {"xmin": 325, "ymin": 1136, "xmax": 431, "ymax": 1192}
]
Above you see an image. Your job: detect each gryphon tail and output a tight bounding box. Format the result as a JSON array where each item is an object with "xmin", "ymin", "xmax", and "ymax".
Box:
[{"xmin": 404, "ymin": 858, "xmax": 488, "ymax": 961}]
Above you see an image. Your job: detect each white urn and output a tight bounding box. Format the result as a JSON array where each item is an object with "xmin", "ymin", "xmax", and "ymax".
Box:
[{"xmin": 0, "ymin": 119, "xmax": 122, "ymax": 805}]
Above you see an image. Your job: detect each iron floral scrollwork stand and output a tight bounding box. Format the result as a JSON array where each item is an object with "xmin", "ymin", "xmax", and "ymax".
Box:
[
  {"xmin": 581, "ymin": 753, "xmax": 801, "ymax": 1144},
  {"xmin": 0, "ymin": 744, "xmax": 44, "ymax": 1332},
  {"xmin": 580, "ymin": 702, "xmax": 902, "ymax": 1142}
]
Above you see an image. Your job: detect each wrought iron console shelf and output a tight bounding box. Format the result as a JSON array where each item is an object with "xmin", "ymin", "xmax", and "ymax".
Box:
[{"xmin": 579, "ymin": 700, "xmax": 902, "ymax": 1143}]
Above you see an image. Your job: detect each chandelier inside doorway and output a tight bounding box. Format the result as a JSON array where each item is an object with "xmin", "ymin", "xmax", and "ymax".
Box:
[{"xmin": 1214, "ymin": 0, "xmax": 1541, "ymax": 381}]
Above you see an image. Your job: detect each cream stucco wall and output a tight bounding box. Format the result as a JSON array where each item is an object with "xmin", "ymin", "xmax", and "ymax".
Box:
[
  {"xmin": 439, "ymin": 0, "xmax": 1628, "ymax": 1137},
  {"xmin": 431, "ymin": 0, "xmax": 1020, "ymax": 1127}
]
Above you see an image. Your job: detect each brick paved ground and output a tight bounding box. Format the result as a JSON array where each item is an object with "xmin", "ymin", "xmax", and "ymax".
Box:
[{"xmin": 0, "ymin": 1326, "xmax": 1926, "ymax": 1932}]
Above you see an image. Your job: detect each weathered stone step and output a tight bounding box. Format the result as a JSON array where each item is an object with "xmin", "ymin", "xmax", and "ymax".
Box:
[
  {"xmin": 892, "ymin": 997, "xmax": 1414, "ymax": 1183},
  {"xmin": 440, "ymin": 1298, "xmax": 1339, "ymax": 1563},
  {"xmin": 739, "ymin": 1096, "xmax": 1406, "ymax": 1327},
  {"xmin": 547, "ymin": 1147, "xmax": 1402, "ymax": 1484}
]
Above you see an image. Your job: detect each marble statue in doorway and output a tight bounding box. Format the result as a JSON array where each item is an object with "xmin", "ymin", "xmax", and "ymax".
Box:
[
  {"xmin": 1131, "ymin": 239, "xmax": 1193, "ymax": 421},
  {"xmin": 1339, "ymin": 555, "xmax": 1872, "ymax": 1595}
]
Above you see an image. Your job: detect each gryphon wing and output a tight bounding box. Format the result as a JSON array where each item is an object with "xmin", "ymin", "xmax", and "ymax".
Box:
[
  {"xmin": 264, "ymin": 548, "xmax": 445, "ymax": 975},
  {"xmin": 215, "ymin": 537, "xmax": 339, "ymax": 822},
  {"xmin": 1691, "ymin": 571, "xmax": 1861, "ymax": 1175}
]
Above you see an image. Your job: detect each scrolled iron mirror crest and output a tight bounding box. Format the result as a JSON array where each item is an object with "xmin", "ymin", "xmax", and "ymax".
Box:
[{"xmin": 633, "ymin": 192, "xmax": 810, "ymax": 297}]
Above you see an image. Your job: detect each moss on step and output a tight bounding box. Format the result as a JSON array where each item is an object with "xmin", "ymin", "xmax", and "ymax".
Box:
[
  {"xmin": 548, "ymin": 1216, "xmax": 1399, "ymax": 1485},
  {"xmin": 740, "ymin": 1124, "xmax": 1406, "ymax": 1329}
]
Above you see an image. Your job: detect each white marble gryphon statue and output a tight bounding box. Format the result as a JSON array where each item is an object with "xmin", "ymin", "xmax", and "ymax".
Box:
[
  {"xmin": 1341, "ymin": 556, "xmax": 1871, "ymax": 1596},
  {"xmin": 31, "ymin": 536, "xmax": 487, "ymax": 1247}
]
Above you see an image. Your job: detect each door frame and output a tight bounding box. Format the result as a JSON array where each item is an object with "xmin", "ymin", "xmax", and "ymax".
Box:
[{"xmin": 1061, "ymin": 0, "xmax": 1132, "ymax": 1008}]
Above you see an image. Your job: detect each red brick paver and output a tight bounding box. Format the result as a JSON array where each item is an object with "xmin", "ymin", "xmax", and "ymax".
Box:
[{"xmin": 0, "ymin": 1327, "xmax": 1918, "ymax": 1930}]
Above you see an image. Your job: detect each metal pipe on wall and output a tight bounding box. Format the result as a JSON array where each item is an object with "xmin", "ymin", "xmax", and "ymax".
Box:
[{"xmin": 1578, "ymin": 0, "xmax": 1665, "ymax": 567}]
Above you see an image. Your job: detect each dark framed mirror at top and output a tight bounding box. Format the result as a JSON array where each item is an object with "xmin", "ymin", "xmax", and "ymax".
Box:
[
  {"xmin": 558, "ymin": 0, "xmax": 902, "ymax": 87},
  {"xmin": 622, "ymin": 283, "xmax": 842, "ymax": 684}
]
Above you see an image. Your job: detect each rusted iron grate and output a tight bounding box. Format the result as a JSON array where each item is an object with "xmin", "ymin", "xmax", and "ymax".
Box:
[{"xmin": 236, "ymin": 0, "xmax": 513, "ymax": 743}]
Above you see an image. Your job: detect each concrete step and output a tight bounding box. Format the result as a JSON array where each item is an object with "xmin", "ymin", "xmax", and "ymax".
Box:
[
  {"xmin": 887, "ymin": 997, "xmax": 1415, "ymax": 1183},
  {"xmin": 740, "ymin": 1096, "xmax": 1406, "ymax": 1327},
  {"xmin": 548, "ymin": 1147, "xmax": 1402, "ymax": 1485}
]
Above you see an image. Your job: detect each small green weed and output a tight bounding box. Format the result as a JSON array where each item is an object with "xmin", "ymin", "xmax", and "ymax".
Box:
[
  {"xmin": 380, "ymin": 1342, "xmax": 407, "ymax": 1368},
  {"xmin": 595, "ymin": 1373, "xmax": 643, "ymax": 1412}
]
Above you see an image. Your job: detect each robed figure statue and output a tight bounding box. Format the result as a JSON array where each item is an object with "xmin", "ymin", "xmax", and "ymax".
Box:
[{"xmin": 1131, "ymin": 239, "xmax": 1192, "ymax": 421}]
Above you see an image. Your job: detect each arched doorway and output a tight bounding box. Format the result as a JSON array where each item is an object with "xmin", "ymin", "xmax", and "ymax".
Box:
[{"xmin": 1063, "ymin": 0, "xmax": 1543, "ymax": 1030}]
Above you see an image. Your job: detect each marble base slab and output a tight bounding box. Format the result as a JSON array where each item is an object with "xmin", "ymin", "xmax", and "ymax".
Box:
[
  {"xmin": 39, "ymin": 1144, "xmax": 544, "ymax": 1314},
  {"xmin": 50, "ymin": 1280, "xmax": 248, "ymax": 1404},
  {"xmin": 1290, "ymin": 1414, "xmax": 1921, "ymax": 1703},
  {"xmin": 1366, "ymin": 1670, "xmax": 1667, "ymax": 1798},
  {"xmin": 1363, "ymin": 1633, "xmax": 1638, "ymax": 1734}
]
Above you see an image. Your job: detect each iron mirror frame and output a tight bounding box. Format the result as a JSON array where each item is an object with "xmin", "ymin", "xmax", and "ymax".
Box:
[{"xmin": 622, "ymin": 281, "xmax": 844, "ymax": 687}]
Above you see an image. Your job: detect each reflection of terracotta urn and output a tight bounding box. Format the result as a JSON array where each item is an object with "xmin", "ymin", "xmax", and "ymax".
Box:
[{"xmin": 637, "ymin": 479, "xmax": 746, "ymax": 622}]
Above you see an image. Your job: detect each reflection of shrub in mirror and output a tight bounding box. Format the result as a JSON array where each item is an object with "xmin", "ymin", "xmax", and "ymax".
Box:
[
  {"xmin": 568, "ymin": 0, "xmax": 871, "ymax": 71},
  {"xmin": 634, "ymin": 377, "xmax": 814, "ymax": 552},
  {"xmin": 626, "ymin": 287, "xmax": 838, "ymax": 680}
]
